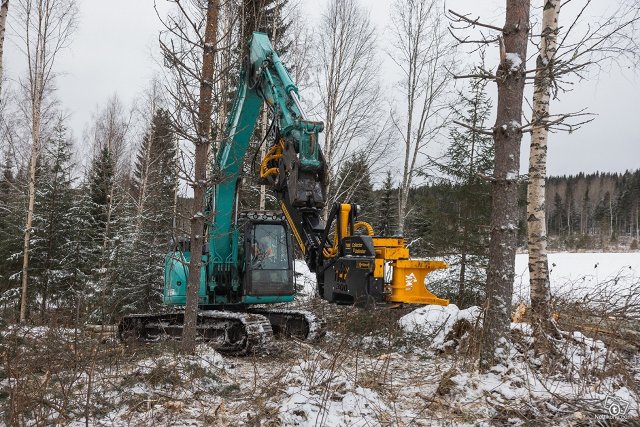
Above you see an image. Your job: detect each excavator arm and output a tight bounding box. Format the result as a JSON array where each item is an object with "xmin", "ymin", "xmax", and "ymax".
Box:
[
  {"xmin": 210, "ymin": 32, "xmax": 448, "ymax": 307},
  {"xmin": 208, "ymin": 33, "xmax": 327, "ymax": 278}
]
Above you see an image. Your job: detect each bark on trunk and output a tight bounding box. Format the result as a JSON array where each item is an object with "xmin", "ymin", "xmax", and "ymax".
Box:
[
  {"xmin": 397, "ymin": 92, "xmax": 415, "ymax": 236},
  {"xmin": 20, "ymin": 123, "xmax": 40, "ymax": 322},
  {"xmin": 527, "ymin": 0, "xmax": 560, "ymax": 338},
  {"xmin": 480, "ymin": 0, "xmax": 530, "ymax": 371},
  {"xmin": 0, "ymin": 0, "xmax": 8, "ymax": 96},
  {"xmin": 182, "ymin": 0, "xmax": 220, "ymax": 354},
  {"xmin": 20, "ymin": 18, "xmax": 46, "ymax": 323},
  {"xmin": 458, "ymin": 252, "xmax": 467, "ymax": 308}
]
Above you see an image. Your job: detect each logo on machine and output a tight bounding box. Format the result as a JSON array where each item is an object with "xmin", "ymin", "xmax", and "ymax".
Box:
[
  {"xmin": 350, "ymin": 241, "xmax": 367, "ymax": 255},
  {"xmin": 335, "ymin": 265, "xmax": 349, "ymax": 283},
  {"xmin": 405, "ymin": 273, "xmax": 417, "ymax": 290},
  {"xmin": 356, "ymin": 261, "xmax": 371, "ymax": 269}
]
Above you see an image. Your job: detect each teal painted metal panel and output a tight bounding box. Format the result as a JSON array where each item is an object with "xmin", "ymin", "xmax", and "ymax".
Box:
[
  {"xmin": 163, "ymin": 251, "xmax": 208, "ymax": 306},
  {"xmin": 164, "ymin": 32, "xmax": 325, "ymax": 308},
  {"xmin": 210, "ymin": 72, "xmax": 263, "ymax": 266}
]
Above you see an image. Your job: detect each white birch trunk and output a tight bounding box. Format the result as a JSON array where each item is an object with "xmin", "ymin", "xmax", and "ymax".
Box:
[
  {"xmin": 527, "ymin": 0, "xmax": 560, "ymax": 327},
  {"xmin": 19, "ymin": 10, "xmax": 46, "ymax": 322},
  {"xmin": 0, "ymin": 0, "xmax": 8, "ymax": 96},
  {"xmin": 18, "ymin": 0, "xmax": 77, "ymax": 322}
]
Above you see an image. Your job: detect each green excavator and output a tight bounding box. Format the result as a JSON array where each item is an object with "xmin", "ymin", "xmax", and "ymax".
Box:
[{"xmin": 119, "ymin": 33, "xmax": 448, "ymax": 354}]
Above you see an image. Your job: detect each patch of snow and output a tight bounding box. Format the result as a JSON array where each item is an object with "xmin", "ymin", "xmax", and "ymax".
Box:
[
  {"xmin": 446, "ymin": 323, "xmax": 640, "ymax": 421},
  {"xmin": 505, "ymin": 52, "xmax": 522, "ymax": 71},
  {"xmin": 399, "ymin": 304, "xmax": 481, "ymax": 349},
  {"xmin": 277, "ymin": 358, "xmax": 391, "ymax": 426},
  {"xmin": 294, "ymin": 259, "xmax": 317, "ymax": 300}
]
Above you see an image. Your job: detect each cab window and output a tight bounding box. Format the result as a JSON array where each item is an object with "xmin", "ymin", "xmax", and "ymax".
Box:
[{"xmin": 251, "ymin": 223, "xmax": 289, "ymax": 270}]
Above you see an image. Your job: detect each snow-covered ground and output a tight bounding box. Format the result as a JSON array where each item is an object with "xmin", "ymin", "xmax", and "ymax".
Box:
[
  {"xmin": 294, "ymin": 259, "xmax": 317, "ymax": 300},
  {"xmin": 2, "ymin": 252, "xmax": 638, "ymax": 426}
]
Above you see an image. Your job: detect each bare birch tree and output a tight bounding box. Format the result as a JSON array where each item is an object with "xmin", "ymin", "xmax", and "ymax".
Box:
[
  {"xmin": 14, "ymin": 0, "xmax": 77, "ymax": 322},
  {"xmin": 389, "ymin": 0, "xmax": 454, "ymax": 235},
  {"xmin": 525, "ymin": 0, "xmax": 640, "ymax": 339},
  {"xmin": 316, "ymin": 0, "xmax": 387, "ymax": 218},
  {"xmin": 526, "ymin": 0, "xmax": 560, "ymax": 338},
  {"xmin": 0, "ymin": 0, "xmax": 8, "ymax": 96}
]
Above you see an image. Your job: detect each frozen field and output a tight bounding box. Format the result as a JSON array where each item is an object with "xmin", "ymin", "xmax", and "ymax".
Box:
[{"xmin": 513, "ymin": 252, "xmax": 640, "ymax": 302}]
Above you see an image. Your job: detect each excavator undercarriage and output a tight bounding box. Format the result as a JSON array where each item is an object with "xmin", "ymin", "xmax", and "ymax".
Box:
[{"xmin": 119, "ymin": 308, "xmax": 326, "ymax": 355}]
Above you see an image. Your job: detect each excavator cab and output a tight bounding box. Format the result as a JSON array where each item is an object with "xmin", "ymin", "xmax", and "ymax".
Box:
[{"xmin": 240, "ymin": 212, "xmax": 295, "ymax": 302}]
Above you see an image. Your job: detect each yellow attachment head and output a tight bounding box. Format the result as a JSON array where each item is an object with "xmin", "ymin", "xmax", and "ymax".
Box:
[{"xmin": 386, "ymin": 259, "xmax": 449, "ymax": 306}]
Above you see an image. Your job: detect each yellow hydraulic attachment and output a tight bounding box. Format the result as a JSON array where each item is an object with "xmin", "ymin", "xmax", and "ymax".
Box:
[
  {"xmin": 335, "ymin": 204, "xmax": 449, "ymax": 306},
  {"xmin": 375, "ymin": 239, "xmax": 449, "ymax": 306},
  {"xmin": 268, "ymin": 163, "xmax": 449, "ymax": 307}
]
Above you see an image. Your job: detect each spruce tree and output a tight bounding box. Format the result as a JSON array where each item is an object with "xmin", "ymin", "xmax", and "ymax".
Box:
[
  {"xmin": 0, "ymin": 150, "xmax": 24, "ymax": 313},
  {"xmin": 86, "ymin": 146, "xmax": 125, "ymax": 322},
  {"xmin": 63, "ymin": 185, "xmax": 101, "ymax": 321},
  {"xmin": 334, "ymin": 152, "xmax": 374, "ymax": 225},
  {"xmin": 30, "ymin": 119, "xmax": 77, "ymax": 316},
  {"xmin": 434, "ymin": 77, "xmax": 494, "ymax": 308},
  {"xmin": 375, "ymin": 171, "xmax": 397, "ymax": 236},
  {"xmin": 113, "ymin": 109, "xmax": 178, "ymax": 316},
  {"xmin": 89, "ymin": 147, "xmax": 115, "ymax": 230}
]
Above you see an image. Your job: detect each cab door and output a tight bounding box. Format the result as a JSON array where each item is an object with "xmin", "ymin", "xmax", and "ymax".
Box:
[{"xmin": 243, "ymin": 221, "xmax": 294, "ymax": 297}]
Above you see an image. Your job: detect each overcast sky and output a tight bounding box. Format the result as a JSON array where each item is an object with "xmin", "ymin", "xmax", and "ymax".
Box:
[{"xmin": 4, "ymin": 0, "xmax": 640, "ymax": 177}]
